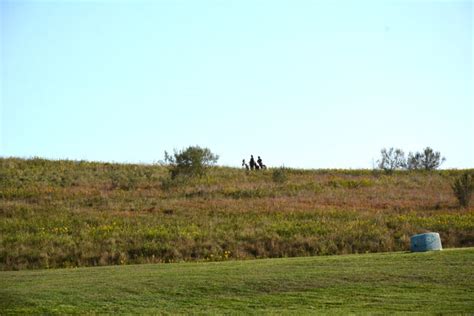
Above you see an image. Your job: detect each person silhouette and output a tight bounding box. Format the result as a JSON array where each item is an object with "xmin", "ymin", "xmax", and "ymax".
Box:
[
  {"xmin": 257, "ymin": 156, "xmax": 264, "ymax": 169},
  {"xmin": 242, "ymin": 159, "xmax": 249, "ymax": 170},
  {"xmin": 249, "ymin": 155, "xmax": 256, "ymax": 170}
]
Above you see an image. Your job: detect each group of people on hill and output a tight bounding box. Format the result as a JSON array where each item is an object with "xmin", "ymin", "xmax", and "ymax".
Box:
[{"xmin": 242, "ymin": 155, "xmax": 266, "ymax": 170}]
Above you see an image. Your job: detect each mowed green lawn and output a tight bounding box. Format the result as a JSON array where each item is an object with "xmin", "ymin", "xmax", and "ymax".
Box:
[{"xmin": 1, "ymin": 248, "xmax": 473, "ymax": 314}]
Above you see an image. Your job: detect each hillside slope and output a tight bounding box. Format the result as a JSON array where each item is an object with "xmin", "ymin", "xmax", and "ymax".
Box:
[
  {"xmin": 1, "ymin": 248, "xmax": 473, "ymax": 314},
  {"xmin": 1, "ymin": 158, "xmax": 473, "ymax": 270}
]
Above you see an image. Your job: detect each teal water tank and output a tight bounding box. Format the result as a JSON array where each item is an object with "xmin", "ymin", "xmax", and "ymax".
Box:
[{"xmin": 410, "ymin": 232, "xmax": 442, "ymax": 252}]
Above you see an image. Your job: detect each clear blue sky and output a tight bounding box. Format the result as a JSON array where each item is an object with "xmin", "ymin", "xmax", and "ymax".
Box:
[{"xmin": 1, "ymin": 0, "xmax": 473, "ymax": 168}]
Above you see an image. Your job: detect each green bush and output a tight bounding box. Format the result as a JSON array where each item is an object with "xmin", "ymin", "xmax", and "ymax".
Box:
[
  {"xmin": 164, "ymin": 146, "xmax": 219, "ymax": 180},
  {"xmin": 407, "ymin": 147, "xmax": 445, "ymax": 170},
  {"xmin": 452, "ymin": 172, "xmax": 474, "ymax": 208}
]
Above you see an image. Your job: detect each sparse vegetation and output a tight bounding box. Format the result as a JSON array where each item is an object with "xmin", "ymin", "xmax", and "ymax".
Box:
[
  {"xmin": 452, "ymin": 172, "xmax": 474, "ymax": 208},
  {"xmin": 0, "ymin": 158, "xmax": 473, "ymax": 270}
]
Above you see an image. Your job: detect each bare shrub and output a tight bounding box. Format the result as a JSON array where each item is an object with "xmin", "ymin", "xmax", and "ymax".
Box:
[{"xmin": 377, "ymin": 148, "xmax": 406, "ymax": 174}]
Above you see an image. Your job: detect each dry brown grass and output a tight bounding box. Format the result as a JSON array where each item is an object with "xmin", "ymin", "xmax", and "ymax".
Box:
[{"xmin": 1, "ymin": 158, "xmax": 473, "ymax": 270}]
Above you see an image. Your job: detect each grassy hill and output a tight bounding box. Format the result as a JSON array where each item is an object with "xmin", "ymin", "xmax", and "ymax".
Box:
[
  {"xmin": 1, "ymin": 158, "xmax": 473, "ymax": 270},
  {"xmin": 1, "ymin": 248, "xmax": 473, "ymax": 313}
]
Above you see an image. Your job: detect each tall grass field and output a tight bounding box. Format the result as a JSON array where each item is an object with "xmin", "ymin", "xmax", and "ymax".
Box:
[
  {"xmin": 1, "ymin": 158, "xmax": 473, "ymax": 270},
  {"xmin": 1, "ymin": 248, "xmax": 473, "ymax": 313}
]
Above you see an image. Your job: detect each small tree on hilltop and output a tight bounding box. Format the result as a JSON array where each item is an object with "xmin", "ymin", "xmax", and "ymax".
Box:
[
  {"xmin": 407, "ymin": 147, "xmax": 445, "ymax": 170},
  {"xmin": 406, "ymin": 152, "xmax": 423, "ymax": 170},
  {"xmin": 377, "ymin": 147, "xmax": 406, "ymax": 174},
  {"xmin": 164, "ymin": 146, "xmax": 219, "ymax": 180}
]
